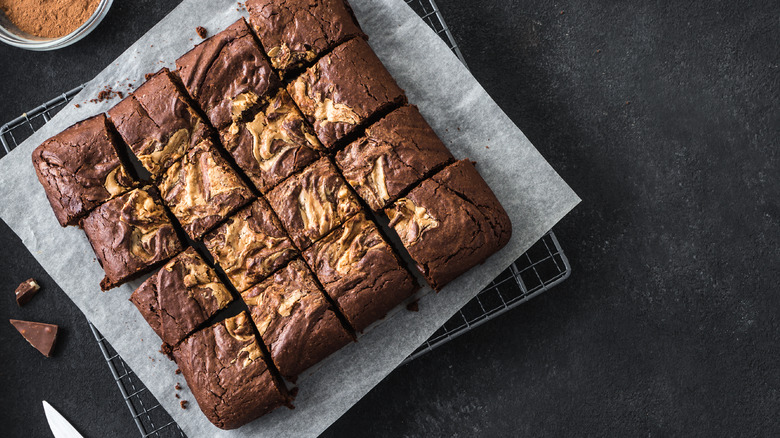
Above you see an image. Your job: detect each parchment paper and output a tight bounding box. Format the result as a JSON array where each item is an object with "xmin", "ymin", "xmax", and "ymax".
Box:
[{"xmin": 0, "ymin": 0, "xmax": 580, "ymax": 436}]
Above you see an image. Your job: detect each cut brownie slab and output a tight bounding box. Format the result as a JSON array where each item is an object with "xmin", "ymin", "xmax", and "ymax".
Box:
[
  {"xmin": 336, "ymin": 105, "xmax": 454, "ymax": 211},
  {"xmin": 247, "ymin": 0, "xmax": 366, "ymax": 76},
  {"xmin": 157, "ymin": 139, "xmax": 255, "ymax": 240},
  {"xmin": 82, "ymin": 187, "xmax": 184, "ymax": 290},
  {"xmin": 385, "ymin": 160, "xmax": 512, "ymax": 291},
  {"xmin": 130, "ymin": 247, "xmax": 233, "ymax": 347},
  {"xmin": 266, "ymin": 157, "xmax": 362, "ymax": 250},
  {"xmin": 219, "ymin": 89, "xmax": 322, "ymax": 194},
  {"xmin": 176, "ymin": 18, "xmax": 280, "ymax": 130},
  {"xmin": 242, "ymin": 259, "xmax": 352, "ymax": 380},
  {"xmin": 173, "ymin": 311, "xmax": 291, "ymax": 430},
  {"xmin": 303, "ymin": 212, "xmax": 417, "ymax": 332},
  {"xmin": 108, "ymin": 68, "xmax": 211, "ymax": 179},
  {"xmin": 32, "ymin": 114, "xmax": 136, "ymax": 227},
  {"xmin": 287, "ymin": 38, "xmax": 406, "ymax": 149},
  {"xmin": 203, "ymin": 199, "xmax": 297, "ymax": 293}
]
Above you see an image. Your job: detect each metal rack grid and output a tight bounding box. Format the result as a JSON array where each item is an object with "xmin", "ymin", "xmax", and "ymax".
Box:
[{"xmin": 0, "ymin": 1, "xmax": 571, "ymax": 436}]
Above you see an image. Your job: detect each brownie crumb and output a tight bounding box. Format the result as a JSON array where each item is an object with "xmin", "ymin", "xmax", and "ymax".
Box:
[
  {"xmin": 196, "ymin": 26, "xmax": 207, "ymax": 38},
  {"xmin": 175, "ymin": 393, "xmax": 180, "ymax": 399},
  {"xmin": 88, "ymin": 86, "xmax": 124, "ymax": 104},
  {"xmin": 145, "ymin": 72, "xmax": 154, "ymax": 81},
  {"xmin": 180, "ymin": 400, "xmax": 188, "ymax": 409},
  {"xmin": 175, "ymin": 368, "xmax": 181, "ymax": 374},
  {"xmin": 74, "ymin": 104, "xmax": 80, "ymax": 108},
  {"xmin": 175, "ymin": 383, "xmax": 182, "ymax": 390},
  {"xmin": 406, "ymin": 301, "xmax": 419, "ymax": 312}
]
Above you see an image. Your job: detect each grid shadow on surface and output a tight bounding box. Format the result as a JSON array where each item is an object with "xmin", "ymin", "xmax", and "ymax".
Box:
[{"xmin": 0, "ymin": 1, "xmax": 571, "ymax": 436}]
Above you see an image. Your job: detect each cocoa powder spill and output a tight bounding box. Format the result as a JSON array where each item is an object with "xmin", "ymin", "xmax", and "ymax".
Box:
[{"xmin": 0, "ymin": 0, "xmax": 100, "ymax": 38}]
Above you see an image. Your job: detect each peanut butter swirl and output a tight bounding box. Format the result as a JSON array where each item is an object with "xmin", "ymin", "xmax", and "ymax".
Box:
[
  {"xmin": 121, "ymin": 189, "xmax": 175, "ymax": 261},
  {"xmin": 225, "ymin": 313, "xmax": 262, "ymax": 367},
  {"xmin": 387, "ymin": 197, "xmax": 439, "ymax": 246},
  {"xmin": 137, "ymin": 128, "xmax": 191, "ymax": 176}
]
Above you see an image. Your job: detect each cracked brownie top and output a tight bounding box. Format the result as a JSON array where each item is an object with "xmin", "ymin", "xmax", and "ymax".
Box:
[
  {"xmin": 336, "ymin": 105, "xmax": 454, "ymax": 211},
  {"xmin": 108, "ymin": 68, "xmax": 211, "ymax": 179},
  {"xmin": 266, "ymin": 157, "xmax": 362, "ymax": 250},
  {"xmin": 386, "ymin": 160, "xmax": 512, "ymax": 291},
  {"xmin": 247, "ymin": 0, "xmax": 366, "ymax": 76},
  {"xmin": 81, "ymin": 187, "xmax": 184, "ymax": 290},
  {"xmin": 130, "ymin": 247, "xmax": 233, "ymax": 347},
  {"xmin": 287, "ymin": 37, "xmax": 406, "ymax": 149},
  {"xmin": 242, "ymin": 259, "xmax": 352, "ymax": 380},
  {"xmin": 303, "ymin": 212, "xmax": 417, "ymax": 332},
  {"xmin": 176, "ymin": 18, "xmax": 280, "ymax": 130},
  {"xmin": 173, "ymin": 311, "xmax": 291, "ymax": 430},
  {"xmin": 32, "ymin": 113, "xmax": 136, "ymax": 227},
  {"xmin": 203, "ymin": 198, "xmax": 297, "ymax": 293},
  {"xmin": 157, "ymin": 138, "xmax": 255, "ymax": 240},
  {"xmin": 219, "ymin": 89, "xmax": 323, "ymax": 194}
]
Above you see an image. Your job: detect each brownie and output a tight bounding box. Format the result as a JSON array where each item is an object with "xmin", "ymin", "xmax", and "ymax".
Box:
[
  {"xmin": 172, "ymin": 312, "xmax": 290, "ymax": 429},
  {"xmin": 130, "ymin": 247, "xmax": 233, "ymax": 347},
  {"xmin": 219, "ymin": 90, "xmax": 322, "ymax": 194},
  {"xmin": 287, "ymin": 38, "xmax": 406, "ymax": 149},
  {"xmin": 157, "ymin": 139, "xmax": 255, "ymax": 240},
  {"xmin": 303, "ymin": 212, "xmax": 417, "ymax": 332},
  {"xmin": 336, "ymin": 105, "xmax": 454, "ymax": 211},
  {"xmin": 108, "ymin": 68, "xmax": 211, "ymax": 179},
  {"xmin": 385, "ymin": 160, "xmax": 512, "ymax": 290},
  {"xmin": 176, "ymin": 18, "xmax": 280, "ymax": 130},
  {"xmin": 247, "ymin": 0, "xmax": 366, "ymax": 76},
  {"xmin": 242, "ymin": 259, "xmax": 352, "ymax": 380},
  {"xmin": 32, "ymin": 114, "xmax": 136, "ymax": 227},
  {"xmin": 203, "ymin": 199, "xmax": 297, "ymax": 292},
  {"xmin": 81, "ymin": 187, "xmax": 184, "ymax": 290},
  {"xmin": 266, "ymin": 157, "xmax": 362, "ymax": 250}
]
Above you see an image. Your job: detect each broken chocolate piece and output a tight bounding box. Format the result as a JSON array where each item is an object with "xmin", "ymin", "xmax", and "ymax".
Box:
[
  {"xmin": 15, "ymin": 278, "xmax": 40, "ymax": 306},
  {"xmin": 10, "ymin": 319, "xmax": 58, "ymax": 357}
]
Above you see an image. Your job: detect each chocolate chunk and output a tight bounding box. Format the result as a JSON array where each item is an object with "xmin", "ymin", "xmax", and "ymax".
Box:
[
  {"xmin": 15, "ymin": 278, "xmax": 40, "ymax": 306},
  {"xmin": 10, "ymin": 319, "xmax": 58, "ymax": 357}
]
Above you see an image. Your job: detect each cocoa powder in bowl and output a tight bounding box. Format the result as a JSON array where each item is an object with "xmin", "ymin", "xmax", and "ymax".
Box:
[{"xmin": 0, "ymin": 0, "xmax": 100, "ymax": 38}]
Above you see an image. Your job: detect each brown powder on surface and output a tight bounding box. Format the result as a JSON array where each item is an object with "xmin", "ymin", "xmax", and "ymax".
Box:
[{"xmin": 0, "ymin": 0, "xmax": 100, "ymax": 38}]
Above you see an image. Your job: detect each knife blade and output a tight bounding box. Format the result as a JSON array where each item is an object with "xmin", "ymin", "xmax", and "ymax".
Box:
[{"xmin": 42, "ymin": 400, "xmax": 85, "ymax": 438}]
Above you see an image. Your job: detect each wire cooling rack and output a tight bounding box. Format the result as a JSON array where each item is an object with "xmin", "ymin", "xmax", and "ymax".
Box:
[{"xmin": 0, "ymin": 1, "xmax": 571, "ymax": 436}]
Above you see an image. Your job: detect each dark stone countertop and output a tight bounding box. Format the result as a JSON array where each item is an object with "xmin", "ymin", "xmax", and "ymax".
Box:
[{"xmin": 1, "ymin": 0, "xmax": 778, "ymax": 436}]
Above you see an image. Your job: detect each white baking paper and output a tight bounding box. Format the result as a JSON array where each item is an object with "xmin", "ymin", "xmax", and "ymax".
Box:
[{"xmin": 0, "ymin": 0, "xmax": 580, "ymax": 436}]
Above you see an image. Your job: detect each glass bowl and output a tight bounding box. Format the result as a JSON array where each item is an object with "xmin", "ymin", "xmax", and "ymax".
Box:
[{"xmin": 0, "ymin": 0, "xmax": 113, "ymax": 51}]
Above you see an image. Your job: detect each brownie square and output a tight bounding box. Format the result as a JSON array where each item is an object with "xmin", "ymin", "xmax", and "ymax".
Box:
[
  {"xmin": 108, "ymin": 68, "xmax": 211, "ymax": 179},
  {"xmin": 336, "ymin": 105, "xmax": 454, "ymax": 211},
  {"xmin": 247, "ymin": 0, "xmax": 366, "ymax": 76},
  {"xmin": 242, "ymin": 259, "xmax": 352, "ymax": 380},
  {"xmin": 203, "ymin": 199, "xmax": 297, "ymax": 292},
  {"xmin": 173, "ymin": 312, "xmax": 290, "ymax": 430},
  {"xmin": 287, "ymin": 38, "xmax": 406, "ymax": 149},
  {"xmin": 303, "ymin": 212, "xmax": 417, "ymax": 332},
  {"xmin": 157, "ymin": 139, "xmax": 255, "ymax": 240},
  {"xmin": 32, "ymin": 114, "xmax": 136, "ymax": 227},
  {"xmin": 385, "ymin": 160, "xmax": 512, "ymax": 290},
  {"xmin": 266, "ymin": 157, "xmax": 362, "ymax": 250},
  {"xmin": 176, "ymin": 18, "xmax": 280, "ymax": 130},
  {"xmin": 219, "ymin": 89, "xmax": 322, "ymax": 194},
  {"xmin": 82, "ymin": 187, "xmax": 184, "ymax": 290},
  {"xmin": 130, "ymin": 247, "xmax": 233, "ymax": 347}
]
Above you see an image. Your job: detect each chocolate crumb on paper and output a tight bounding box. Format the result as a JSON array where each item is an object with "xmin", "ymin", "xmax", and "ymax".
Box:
[
  {"xmin": 180, "ymin": 400, "xmax": 188, "ymax": 409},
  {"xmin": 196, "ymin": 26, "xmax": 208, "ymax": 38}
]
